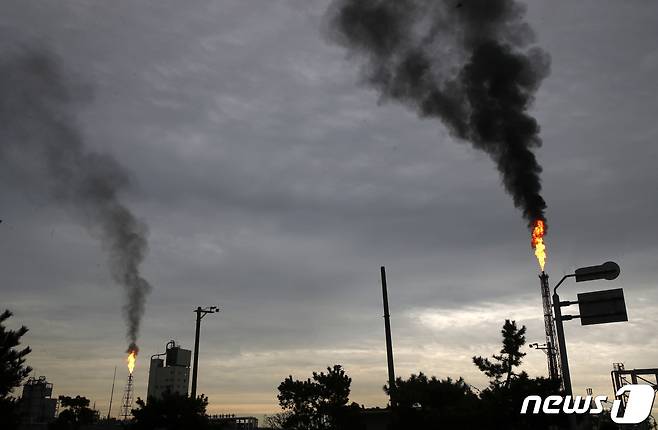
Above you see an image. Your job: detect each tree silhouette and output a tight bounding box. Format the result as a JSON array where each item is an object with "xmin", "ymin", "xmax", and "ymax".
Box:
[
  {"xmin": 276, "ymin": 364, "xmax": 363, "ymax": 430},
  {"xmin": 0, "ymin": 310, "xmax": 32, "ymax": 430},
  {"xmin": 130, "ymin": 391, "xmax": 209, "ymax": 430},
  {"xmin": 473, "ymin": 319, "xmax": 564, "ymax": 429},
  {"xmin": 473, "ymin": 319, "xmax": 527, "ymax": 389},
  {"xmin": 264, "ymin": 411, "xmax": 293, "ymax": 429},
  {"xmin": 50, "ymin": 395, "xmax": 97, "ymax": 430},
  {"xmin": 385, "ymin": 373, "xmax": 482, "ymax": 429}
]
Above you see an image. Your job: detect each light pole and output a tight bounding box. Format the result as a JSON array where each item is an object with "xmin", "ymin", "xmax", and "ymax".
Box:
[
  {"xmin": 190, "ymin": 305, "xmax": 219, "ymax": 399},
  {"xmin": 552, "ymin": 261, "xmax": 620, "ymax": 396}
]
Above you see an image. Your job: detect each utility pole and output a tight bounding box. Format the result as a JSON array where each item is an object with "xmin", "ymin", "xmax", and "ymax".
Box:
[
  {"xmin": 552, "ymin": 291, "xmax": 573, "ymax": 396},
  {"xmin": 190, "ymin": 305, "xmax": 219, "ymax": 399},
  {"xmin": 380, "ymin": 266, "xmax": 396, "ymax": 406},
  {"xmin": 107, "ymin": 366, "xmax": 117, "ymax": 420}
]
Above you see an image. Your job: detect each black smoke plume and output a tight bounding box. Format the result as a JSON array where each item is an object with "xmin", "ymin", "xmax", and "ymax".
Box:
[
  {"xmin": 327, "ymin": 0, "xmax": 550, "ymax": 226},
  {"xmin": 0, "ymin": 48, "xmax": 151, "ymax": 352}
]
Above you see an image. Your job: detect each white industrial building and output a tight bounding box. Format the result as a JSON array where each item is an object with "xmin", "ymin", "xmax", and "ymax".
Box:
[{"xmin": 147, "ymin": 341, "xmax": 192, "ymax": 401}]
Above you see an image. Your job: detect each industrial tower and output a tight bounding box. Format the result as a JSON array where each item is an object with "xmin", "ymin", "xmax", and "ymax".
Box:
[
  {"xmin": 539, "ymin": 272, "xmax": 561, "ymax": 381},
  {"xmin": 120, "ymin": 373, "xmax": 134, "ymax": 420}
]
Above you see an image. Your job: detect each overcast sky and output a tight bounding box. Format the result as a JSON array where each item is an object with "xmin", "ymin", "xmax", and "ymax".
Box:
[{"xmin": 1, "ymin": 0, "xmax": 657, "ymax": 418}]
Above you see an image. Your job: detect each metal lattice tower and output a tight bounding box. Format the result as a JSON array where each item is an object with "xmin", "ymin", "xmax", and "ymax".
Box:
[
  {"xmin": 539, "ymin": 272, "xmax": 561, "ymax": 381},
  {"xmin": 611, "ymin": 363, "xmax": 658, "ymax": 411},
  {"xmin": 120, "ymin": 373, "xmax": 134, "ymax": 421}
]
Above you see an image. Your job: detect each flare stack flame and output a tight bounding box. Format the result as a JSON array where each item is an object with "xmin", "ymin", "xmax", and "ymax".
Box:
[
  {"xmin": 531, "ymin": 219, "xmax": 547, "ymax": 271},
  {"xmin": 126, "ymin": 346, "xmax": 138, "ymax": 374}
]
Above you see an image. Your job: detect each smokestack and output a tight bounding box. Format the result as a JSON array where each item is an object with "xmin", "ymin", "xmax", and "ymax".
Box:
[
  {"xmin": 327, "ymin": 0, "xmax": 550, "ymax": 229},
  {"xmin": 380, "ymin": 266, "xmax": 396, "ymax": 405},
  {"xmin": 539, "ymin": 272, "xmax": 560, "ymax": 381},
  {"xmin": 0, "ymin": 48, "xmax": 151, "ymax": 352}
]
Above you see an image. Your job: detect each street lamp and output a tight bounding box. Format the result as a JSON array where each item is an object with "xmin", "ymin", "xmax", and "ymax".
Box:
[
  {"xmin": 552, "ymin": 261, "xmax": 621, "ymax": 396},
  {"xmin": 529, "ymin": 342, "xmax": 552, "ymax": 353},
  {"xmin": 190, "ymin": 305, "xmax": 220, "ymax": 399}
]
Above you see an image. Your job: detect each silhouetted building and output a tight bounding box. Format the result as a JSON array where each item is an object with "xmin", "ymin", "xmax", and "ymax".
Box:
[
  {"xmin": 19, "ymin": 376, "xmax": 57, "ymax": 425},
  {"xmin": 147, "ymin": 340, "xmax": 191, "ymax": 401}
]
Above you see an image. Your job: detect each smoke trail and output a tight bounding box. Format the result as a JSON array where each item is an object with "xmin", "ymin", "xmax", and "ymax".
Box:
[
  {"xmin": 0, "ymin": 48, "xmax": 150, "ymax": 352},
  {"xmin": 327, "ymin": 0, "xmax": 550, "ymax": 226}
]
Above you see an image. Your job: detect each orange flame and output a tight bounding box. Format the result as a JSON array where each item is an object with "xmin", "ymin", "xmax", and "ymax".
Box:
[
  {"xmin": 127, "ymin": 351, "xmax": 136, "ymax": 374},
  {"xmin": 531, "ymin": 219, "xmax": 547, "ymax": 271}
]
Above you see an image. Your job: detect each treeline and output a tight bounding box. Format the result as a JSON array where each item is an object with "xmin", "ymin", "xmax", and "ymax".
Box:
[{"xmin": 265, "ymin": 320, "xmax": 626, "ymax": 430}]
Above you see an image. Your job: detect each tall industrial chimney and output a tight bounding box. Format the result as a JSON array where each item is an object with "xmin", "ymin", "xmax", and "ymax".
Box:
[
  {"xmin": 380, "ymin": 266, "xmax": 396, "ymax": 405},
  {"xmin": 539, "ymin": 272, "xmax": 561, "ymax": 381}
]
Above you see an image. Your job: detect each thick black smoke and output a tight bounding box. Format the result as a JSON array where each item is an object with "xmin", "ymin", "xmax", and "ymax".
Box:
[
  {"xmin": 0, "ymin": 48, "xmax": 151, "ymax": 352},
  {"xmin": 328, "ymin": 0, "xmax": 550, "ymax": 226}
]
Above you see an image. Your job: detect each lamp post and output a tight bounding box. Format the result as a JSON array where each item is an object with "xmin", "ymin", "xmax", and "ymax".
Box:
[
  {"xmin": 190, "ymin": 305, "xmax": 219, "ymax": 399},
  {"xmin": 552, "ymin": 261, "xmax": 620, "ymax": 396}
]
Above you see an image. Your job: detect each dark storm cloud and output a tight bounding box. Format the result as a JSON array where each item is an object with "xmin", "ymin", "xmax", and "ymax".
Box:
[{"xmin": 0, "ymin": 48, "xmax": 150, "ymax": 353}]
